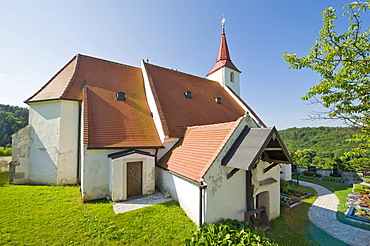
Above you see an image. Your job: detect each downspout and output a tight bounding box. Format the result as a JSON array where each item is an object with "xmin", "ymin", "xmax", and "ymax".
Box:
[
  {"xmin": 77, "ymin": 101, "xmax": 82, "ymax": 184},
  {"xmin": 199, "ymin": 179, "xmax": 207, "ymax": 226}
]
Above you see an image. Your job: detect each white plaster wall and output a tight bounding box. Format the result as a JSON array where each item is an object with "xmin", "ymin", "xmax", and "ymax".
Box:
[
  {"xmin": 280, "ymin": 164, "xmax": 292, "ymax": 181},
  {"xmin": 110, "ymin": 153, "xmax": 155, "ymax": 201},
  {"xmin": 141, "ymin": 60, "xmax": 166, "ymax": 142},
  {"xmin": 203, "ymin": 163, "xmax": 246, "ymax": 223},
  {"xmin": 81, "ymin": 147, "xmax": 112, "ymax": 201},
  {"xmin": 10, "ymin": 125, "xmax": 31, "ymax": 183},
  {"xmin": 57, "ymin": 101, "xmax": 79, "ymax": 184},
  {"xmin": 207, "ymin": 67, "xmax": 240, "ymax": 95},
  {"xmin": 251, "ymin": 160, "xmax": 281, "ymax": 220},
  {"xmin": 28, "ymin": 100, "xmax": 79, "ymax": 185},
  {"xmin": 156, "ymin": 167, "xmax": 200, "ymax": 225},
  {"xmin": 28, "ymin": 101, "xmax": 61, "ymax": 184}
]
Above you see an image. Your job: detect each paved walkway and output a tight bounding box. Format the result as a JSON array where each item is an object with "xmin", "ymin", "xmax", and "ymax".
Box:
[
  {"xmin": 299, "ymin": 180, "xmax": 370, "ymax": 246},
  {"xmin": 113, "ymin": 191, "xmax": 172, "ymax": 214}
]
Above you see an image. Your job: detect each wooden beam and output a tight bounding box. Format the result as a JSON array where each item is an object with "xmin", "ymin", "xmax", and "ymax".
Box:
[
  {"xmin": 227, "ymin": 168, "xmax": 240, "ymax": 179},
  {"xmin": 264, "ymin": 147, "xmax": 282, "ymax": 151},
  {"xmin": 263, "ymin": 162, "xmax": 280, "ymax": 173}
]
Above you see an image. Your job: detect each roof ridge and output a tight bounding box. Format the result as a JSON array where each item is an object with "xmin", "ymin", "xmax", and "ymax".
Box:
[
  {"xmin": 76, "ymin": 53, "xmax": 140, "ymax": 69},
  {"xmin": 187, "ymin": 117, "xmax": 243, "ymax": 130},
  {"xmin": 25, "ymin": 55, "xmax": 78, "ymax": 103},
  {"xmin": 145, "ymin": 62, "xmax": 218, "ymax": 84}
]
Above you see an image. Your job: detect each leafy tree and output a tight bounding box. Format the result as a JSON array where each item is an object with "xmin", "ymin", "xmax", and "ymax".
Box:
[
  {"xmin": 293, "ymin": 149, "xmax": 316, "ymax": 167},
  {"xmin": 0, "ymin": 104, "xmax": 28, "ymax": 147},
  {"xmin": 283, "ymin": 2, "xmax": 370, "ymax": 169}
]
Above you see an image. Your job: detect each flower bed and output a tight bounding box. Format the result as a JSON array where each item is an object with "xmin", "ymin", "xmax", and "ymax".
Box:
[
  {"xmin": 345, "ymin": 184, "xmax": 370, "ymax": 223},
  {"xmin": 280, "ymin": 195, "xmax": 302, "ymax": 210},
  {"xmin": 282, "ymin": 190, "xmax": 312, "ymax": 199},
  {"xmin": 322, "ymin": 176, "xmax": 347, "ymax": 183}
]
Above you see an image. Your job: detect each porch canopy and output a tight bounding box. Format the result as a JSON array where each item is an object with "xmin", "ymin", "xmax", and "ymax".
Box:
[{"xmin": 222, "ymin": 127, "xmax": 292, "ymax": 171}]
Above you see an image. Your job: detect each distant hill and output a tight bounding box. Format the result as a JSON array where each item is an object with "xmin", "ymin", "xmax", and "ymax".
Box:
[
  {"xmin": 279, "ymin": 126, "xmax": 361, "ymax": 170},
  {"xmin": 0, "ymin": 104, "xmax": 28, "ymax": 147}
]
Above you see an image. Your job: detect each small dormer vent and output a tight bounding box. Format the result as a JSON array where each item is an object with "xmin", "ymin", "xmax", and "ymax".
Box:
[
  {"xmin": 116, "ymin": 92, "xmax": 126, "ymax": 101},
  {"xmin": 215, "ymin": 97, "xmax": 222, "ymax": 104},
  {"xmin": 184, "ymin": 91, "xmax": 192, "ymax": 99}
]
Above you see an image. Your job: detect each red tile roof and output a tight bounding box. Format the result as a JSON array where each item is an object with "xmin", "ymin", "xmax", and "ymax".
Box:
[
  {"xmin": 27, "ymin": 54, "xmax": 162, "ymax": 148},
  {"xmin": 157, "ymin": 118, "xmax": 242, "ymax": 182},
  {"xmin": 143, "ymin": 62, "xmax": 246, "ymax": 137},
  {"xmin": 207, "ymin": 33, "xmax": 240, "ymax": 76}
]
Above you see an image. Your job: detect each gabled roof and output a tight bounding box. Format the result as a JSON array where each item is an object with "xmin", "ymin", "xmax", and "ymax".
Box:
[
  {"xmin": 222, "ymin": 127, "xmax": 293, "ymax": 171},
  {"xmin": 157, "ymin": 118, "xmax": 242, "ymax": 182},
  {"xmin": 207, "ymin": 32, "xmax": 240, "ymax": 76},
  {"xmin": 27, "ymin": 54, "xmax": 162, "ymax": 149},
  {"xmin": 143, "ymin": 62, "xmax": 246, "ymax": 137}
]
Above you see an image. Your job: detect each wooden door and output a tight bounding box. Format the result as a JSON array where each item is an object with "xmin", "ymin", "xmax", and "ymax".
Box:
[{"xmin": 127, "ymin": 161, "xmax": 142, "ymax": 198}]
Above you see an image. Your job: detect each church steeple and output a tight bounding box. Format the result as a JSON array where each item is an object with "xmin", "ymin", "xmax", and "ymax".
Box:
[{"xmin": 207, "ymin": 18, "xmax": 241, "ymax": 95}]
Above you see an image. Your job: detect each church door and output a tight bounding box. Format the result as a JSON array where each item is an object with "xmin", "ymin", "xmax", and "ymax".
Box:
[{"xmin": 127, "ymin": 161, "xmax": 142, "ymax": 198}]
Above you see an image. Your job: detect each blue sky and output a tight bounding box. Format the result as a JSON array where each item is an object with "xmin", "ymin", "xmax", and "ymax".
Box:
[{"xmin": 0, "ymin": 0, "xmax": 355, "ymax": 129}]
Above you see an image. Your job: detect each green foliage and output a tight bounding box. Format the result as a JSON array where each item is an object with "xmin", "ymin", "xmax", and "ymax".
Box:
[
  {"xmin": 283, "ymin": 2, "xmax": 370, "ymax": 171},
  {"xmin": 186, "ymin": 219, "xmax": 277, "ymax": 246},
  {"xmin": 280, "ymin": 180, "xmax": 290, "ymax": 193},
  {"xmin": 0, "ymin": 104, "xmax": 28, "ymax": 147},
  {"xmin": 354, "ymin": 184, "xmax": 369, "ymax": 193},
  {"xmin": 279, "ymin": 126, "xmax": 367, "ymax": 171},
  {"xmin": 0, "ymin": 147, "xmax": 11, "ymax": 156}
]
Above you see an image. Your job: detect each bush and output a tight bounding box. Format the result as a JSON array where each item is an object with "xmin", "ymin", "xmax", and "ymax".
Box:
[
  {"xmin": 185, "ymin": 219, "xmax": 278, "ymax": 246},
  {"xmin": 301, "ymin": 170, "xmax": 321, "ymax": 177},
  {"xmin": 0, "ymin": 147, "xmax": 11, "ymax": 156},
  {"xmin": 280, "ymin": 181, "xmax": 290, "ymax": 194}
]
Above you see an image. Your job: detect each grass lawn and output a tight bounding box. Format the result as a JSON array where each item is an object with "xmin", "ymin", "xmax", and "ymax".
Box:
[
  {"xmin": 0, "ymin": 172, "xmax": 197, "ymax": 245},
  {"xmin": 299, "ymin": 176, "xmax": 370, "ymax": 231},
  {"xmin": 266, "ymin": 185, "xmax": 318, "ymax": 246}
]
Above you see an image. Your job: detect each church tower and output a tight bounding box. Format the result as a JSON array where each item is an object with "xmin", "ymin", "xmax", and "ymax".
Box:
[{"xmin": 207, "ymin": 19, "xmax": 241, "ymax": 95}]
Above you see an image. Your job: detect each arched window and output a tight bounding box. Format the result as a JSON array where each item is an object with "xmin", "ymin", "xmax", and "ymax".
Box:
[{"xmin": 230, "ymin": 72, "xmax": 234, "ymax": 82}]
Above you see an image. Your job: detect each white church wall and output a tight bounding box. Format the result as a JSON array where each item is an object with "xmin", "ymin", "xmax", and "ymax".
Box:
[
  {"xmin": 81, "ymin": 148, "xmax": 112, "ymax": 201},
  {"xmin": 28, "ymin": 101, "xmax": 61, "ymax": 184},
  {"xmin": 57, "ymin": 100, "xmax": 79, "ymax": 184},
  {"xmin": 26, "ymin": 100, "xmax": 79, "ymax": 185},
  {"xmin": 155, "ymin": 167, "xmax": 200, "ymax": 225},
  {"xmin": 203, "ymin": 163, "xmax": 246, "ymax": 223},
  {"xmin": 251, "ymin": 160, "xmax": 281, "ymax": 220}
]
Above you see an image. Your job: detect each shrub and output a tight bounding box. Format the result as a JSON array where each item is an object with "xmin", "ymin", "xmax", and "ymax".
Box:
[
  {"xmin": 0, "ymin": 147, "xmax": 11, "ymax": 156},
  {"xmin": 185, "ymin": 219, "xmax": 278, "ymax": 246},
  {"xmin": 280, "ymin": 181, "xmax": 290, "ymax": 194}
]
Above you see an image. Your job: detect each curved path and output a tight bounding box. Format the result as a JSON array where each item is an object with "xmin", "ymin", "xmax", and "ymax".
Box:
[{"xmin": 299, "ymin": 180, "xmax": 370, "ymax": 246}]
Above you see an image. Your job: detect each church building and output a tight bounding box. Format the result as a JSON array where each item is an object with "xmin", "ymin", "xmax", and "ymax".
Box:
[{"xmin": 11, "ymin": 22, "xmax": 292, "ymax": 226}]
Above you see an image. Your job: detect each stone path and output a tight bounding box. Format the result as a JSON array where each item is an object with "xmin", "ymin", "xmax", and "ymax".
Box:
[
  {"xmin": 113, "ymin": 191, "xmax": 172, "ymax": 214},
  {"xmin": 299, "ymin": 180, "xmax": 370, "ymax": 246}
]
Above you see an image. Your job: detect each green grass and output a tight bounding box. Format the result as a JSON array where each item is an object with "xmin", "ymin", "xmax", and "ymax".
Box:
[
  {"xmin": 0, "ymin": 172, "xmax": 196, "ymax": 245},
  {"xmin": 267, "ymin": 184, "xmax": 347, "ymax": 246},
  {"xmin": 299, "ymin": 176, "xmax": 370, "ymax": 231}
]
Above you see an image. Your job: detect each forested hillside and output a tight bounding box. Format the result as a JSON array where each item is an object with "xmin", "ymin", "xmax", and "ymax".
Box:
[
  {"xmin": 279, "ymin": 127, "xmax": 366, "ymax": 171},
  {"xmin": 0, "ymin": 104, "xmax": 28, "ymax": 147}
]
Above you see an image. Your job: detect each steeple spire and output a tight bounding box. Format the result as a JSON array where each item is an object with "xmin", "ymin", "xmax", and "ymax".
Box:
[{"xmin": 207, "ymin": 18, "xmax": 240, "ymax": 76}]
